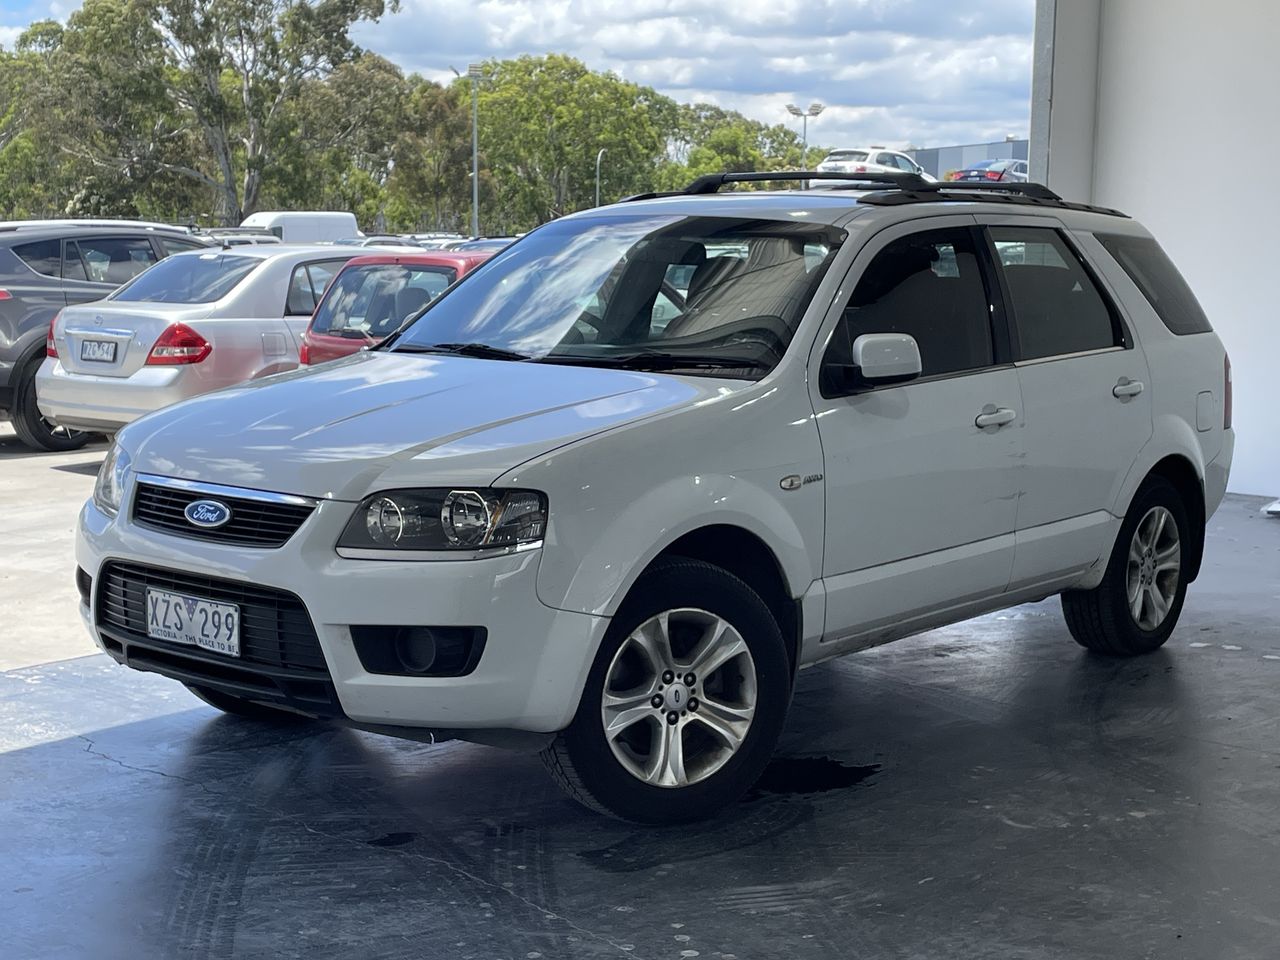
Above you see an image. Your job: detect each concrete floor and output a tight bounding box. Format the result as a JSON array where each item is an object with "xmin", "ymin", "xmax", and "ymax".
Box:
[{"xmin": 2, "ymin": 440, "xmax": 1278, "ymax": 957}]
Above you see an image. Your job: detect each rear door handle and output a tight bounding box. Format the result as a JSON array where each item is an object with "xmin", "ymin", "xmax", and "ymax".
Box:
[
  {"xmin": 1113, "ymin": 378, "xmax": 1145, "ymax": 399},
  {"xmin": 975, "ymin": 405, "xmax": 1017, "ymax": 428}
]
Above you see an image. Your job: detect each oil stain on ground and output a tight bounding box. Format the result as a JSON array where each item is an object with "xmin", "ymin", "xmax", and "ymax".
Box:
[{"xmin": 746, "ymin": 756, "xmax": 881, "ymax": 800}]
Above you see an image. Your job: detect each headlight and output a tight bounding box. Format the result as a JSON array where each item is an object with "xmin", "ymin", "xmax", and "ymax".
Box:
[
  {"xmin": 92, "ymin": 442, "xmax": 132, "ymax": 518},
  {"xmin": 337, "ymin": 488, "xmax": 547, "ymax": 554}
]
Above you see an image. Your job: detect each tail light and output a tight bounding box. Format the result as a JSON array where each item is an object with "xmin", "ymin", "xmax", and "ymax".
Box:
[
  {"xmin": 46, "ymin": 311, "xmax": 61, "ymax": 358},
  {"xmin": 0, "ymin": 288, "xmax": 12, "ymax": 301},
  {"xmin": 298, "ymin": 340, "xmax": 311, "ymax": 365},
  {"xmin": 146, "ymin": 322, "xmax": 211, "ymax": 365},
  {"xmin": 985, "ymin": 170, "xmax": 1003, "ymax": 181},
  {"xmin": 854, "ymin": 164, "xmax": 867, "ymax": 173},
  {"xmin": 1223, "ymin": 353, "xmax": 1232, "ymax": 430}
]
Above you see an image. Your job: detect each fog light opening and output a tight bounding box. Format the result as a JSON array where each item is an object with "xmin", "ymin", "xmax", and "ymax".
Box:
[{"xmin": 394, "ymin": 627, "xmax": 439, "ymax": 675}]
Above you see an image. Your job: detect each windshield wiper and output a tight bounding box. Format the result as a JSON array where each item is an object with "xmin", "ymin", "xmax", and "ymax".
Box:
[
  {"xmin": 540, "ymin": 352, "xmax": 772, "ymax": 373},
  {"xmin": 393, "ymin": 342, "xmax": 532, "ymax": 362}
]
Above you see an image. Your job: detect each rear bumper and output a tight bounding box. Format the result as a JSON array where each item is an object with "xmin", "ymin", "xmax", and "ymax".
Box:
[{"xmin": 35, "ymin": 359, "xmax": 197, "ymax": 432}]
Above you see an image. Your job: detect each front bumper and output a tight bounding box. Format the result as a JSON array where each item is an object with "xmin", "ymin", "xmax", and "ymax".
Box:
[
  {"xmin": 77, "ymin": 487, "xmax": 608, "ymax": 734},
  {"xmin": 36, "ymin": 360, "xmax": 195, "ymax": 433}
]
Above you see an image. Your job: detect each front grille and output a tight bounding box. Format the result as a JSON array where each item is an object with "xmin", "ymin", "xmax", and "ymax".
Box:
[
  {"xmin": 96, "ymin": 561, "xmax": 328, "ymax": 672},
  {"xmin": 132, "ymin": 481, "xmax": 315, "ymax": 548}
]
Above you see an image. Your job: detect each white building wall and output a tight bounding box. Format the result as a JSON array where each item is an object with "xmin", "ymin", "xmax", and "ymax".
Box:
[{"xmin": 1032, "ymin": 0, "xmax": 1279, "ymax": 495}]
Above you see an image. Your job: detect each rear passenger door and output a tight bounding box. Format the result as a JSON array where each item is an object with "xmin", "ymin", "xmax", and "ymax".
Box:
[{"xmin": 981, "ymin": 219, "xmax": 1153, "ymax": 588}]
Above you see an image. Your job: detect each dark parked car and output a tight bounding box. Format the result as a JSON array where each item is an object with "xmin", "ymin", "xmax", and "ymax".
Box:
[
  {"xmin": 0, "ymin": 220, "xmax": 213, "ymax": 450},
  {"xmin": 950, "ymin": 159, "xmax": 1029, "ymax": 183},
  {"xmin": 300, "ymin": 251, "xmax": 494, "ymax": 364}
]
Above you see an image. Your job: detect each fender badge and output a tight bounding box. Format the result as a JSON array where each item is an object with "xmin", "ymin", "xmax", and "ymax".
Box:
[{"xmin": 781, "ymin": 474, "xmax": 824, "ymax": 491}]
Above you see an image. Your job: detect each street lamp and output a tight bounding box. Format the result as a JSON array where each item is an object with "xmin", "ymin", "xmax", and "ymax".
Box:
[
  {"xmin": 785, "ymin": 101, "xmax": 825, "ymax": 164},
  {"xmin": 468, "ymin": 63, "xmax": 484, "ymax": 237},
  {"xmin": 595, "ymin": 148, "xmax": 607, "ymax": 207}
]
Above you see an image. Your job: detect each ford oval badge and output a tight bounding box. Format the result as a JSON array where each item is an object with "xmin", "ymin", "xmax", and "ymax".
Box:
[{"xmin": 185, "ymin": 499, "xmax": 232, "ymax": 528}]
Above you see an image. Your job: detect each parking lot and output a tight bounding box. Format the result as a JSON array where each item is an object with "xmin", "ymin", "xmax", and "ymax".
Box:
[{"xmin": 2, "ymin": 417, "xmax": 1278, "ymax": 958}]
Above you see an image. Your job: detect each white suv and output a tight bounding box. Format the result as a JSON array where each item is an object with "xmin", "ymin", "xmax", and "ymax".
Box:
[{"xmin": 76, "ymin": 172, "xmax": 1234, "ymax": 823}]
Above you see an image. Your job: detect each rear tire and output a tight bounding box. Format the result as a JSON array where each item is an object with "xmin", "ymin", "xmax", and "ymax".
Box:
[
  {"xmin": 540, "ymin": 558, "xmax": 792, "ymax": 823},
  {"xmin": 1062, "ymin": 476, "xmax": 1191, "ymax": 656},
  {"xmin": 185, "ymin": 683, "xmax": 317, "ymax": 723},
  {"xmin": 10, "ymin": 358, "xmax": 89, "ymax": 452}
]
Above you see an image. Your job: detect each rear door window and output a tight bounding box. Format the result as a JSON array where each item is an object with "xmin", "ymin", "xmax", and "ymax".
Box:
[
  {"xmin": 989, "ymin": 227, "xmax": 1122, "ymax": 360},
  {"xmin": 66, "ymin": 237, "xmax": 158, "ymax": 285},
  {"xmin": 828, "ymin": 227, "xmax": 995, "ymax": 379},
  {"xmin": 286, "ymin": 258, "xmax": 350, "ymax": 316},
  {"xmin": 1096, "ymin": 233, "xmax": 1212, "ymax": 335},
  {"xmin": 11, "ymin": 239, "xmax": 61, "ymax": 278}
]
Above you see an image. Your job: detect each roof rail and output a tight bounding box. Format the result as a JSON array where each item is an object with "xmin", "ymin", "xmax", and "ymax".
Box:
[
  {"xmin": 618, "ymin": 170, "xmax": 1126, "ymax": 218},
  {"xmin": 681, "ymin": 170, "xmax": 933, "ymax": 194}
]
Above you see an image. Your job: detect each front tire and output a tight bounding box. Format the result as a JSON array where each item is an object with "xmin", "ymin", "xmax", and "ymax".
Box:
[
  {"xmin": 185, "ymin": 683, "xmax": 317, "ymax": 723},
  {"xmin": 10, "ymin": 358, "xmax": 89, "ymax": 452},
  {"xmin": 1062, "ymin": 475, "xmax": 1191, "ymax": 656},
  {"xmin": 541, "ymin": 558, "xmax": 792, "ymax": 823}
]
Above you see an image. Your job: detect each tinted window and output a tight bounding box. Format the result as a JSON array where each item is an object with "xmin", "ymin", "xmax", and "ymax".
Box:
[
  {"xmin": 990, "ymin": 227, "xmax": 1120, "ymax": 360},
  {"xmin": 112, "ymin": 252, "xmax": 260, "ymax": 304},
  {"xmin": 286, "ymin": 259, "xmax": 349, "ymax": 315},
  {"xmin": 1097, "ymin": 233, "xmax": 1212, "ymax": 335},
  {"xmin": 12, "ymin": 239, "xmax": 61, "ymax": 277},
  {"xmin": 391, "ymin": 215, "xmax": 843, "ymax": 378},
  {"xmin": 159, "ymin": 237, "xmax": 209, "ymax": 256},
  {"xmin": 829, "ymin": 228, "xmax": 993, "ymax": 378},
  {"xmin": 67, "ymin": 237, "xmax": 157, "ymax": 285},
  {"xmin": 312, "ymin": 264, "xmax": 458, "ymax": 338}
]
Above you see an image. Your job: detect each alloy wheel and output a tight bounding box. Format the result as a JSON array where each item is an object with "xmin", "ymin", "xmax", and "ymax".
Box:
[
  {"xmin": 600, "ymin": 608, "xmax": 757, "ymax": 788},
  {"xmin": 1126, "ymin": 505, "xmax": 1181, "ymax": 631}
]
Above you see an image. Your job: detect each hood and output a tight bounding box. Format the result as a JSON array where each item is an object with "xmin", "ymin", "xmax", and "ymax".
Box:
[{"xmin": 122, "ymin": 351, "xmax": 739, "ymax": 499}]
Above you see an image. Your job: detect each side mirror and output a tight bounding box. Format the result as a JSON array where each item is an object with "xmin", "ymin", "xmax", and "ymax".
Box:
[{"xmin": 822, "ymin": 333, "xmax": 922, "ymax": 396}]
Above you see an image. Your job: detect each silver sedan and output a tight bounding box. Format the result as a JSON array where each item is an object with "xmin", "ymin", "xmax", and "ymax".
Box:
[{"xmin": 36, "ymin": 245, "xmax": 358, "ymax": 434}]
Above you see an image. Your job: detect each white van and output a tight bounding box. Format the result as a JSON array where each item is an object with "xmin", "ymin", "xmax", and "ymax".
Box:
[{"xmin": 239, "ymin": 211, "xmax": 360, "ymax": 244}]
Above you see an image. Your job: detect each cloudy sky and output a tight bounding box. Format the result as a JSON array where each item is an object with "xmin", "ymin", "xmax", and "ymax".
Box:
[{"xmin": 2, "ymin": 0, "xmax": 1035, "ymax": 150}]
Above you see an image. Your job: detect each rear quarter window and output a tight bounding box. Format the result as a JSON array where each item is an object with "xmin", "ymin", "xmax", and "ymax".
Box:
[
  {"xmin": 12, "ymin": 239, "xmax": 61, "ymax": 278},
  {"xmin": 1096, "ymin": 234, "xmax": 1212, "ymax": 335}
]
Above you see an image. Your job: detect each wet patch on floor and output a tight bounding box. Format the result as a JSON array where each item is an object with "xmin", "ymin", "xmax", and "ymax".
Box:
[
  {"xmin": 746, "ymin": 756, "xmax": 881, "ymax": 800},
  {"xmin": 365, "ymin": 831, "xmax": 418, "ymax": 848}
]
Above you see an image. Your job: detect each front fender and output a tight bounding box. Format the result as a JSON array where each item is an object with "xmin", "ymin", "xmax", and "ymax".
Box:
[{"xmin": 535, "ymin": 472, "xmax": 819, "ymax": 618}]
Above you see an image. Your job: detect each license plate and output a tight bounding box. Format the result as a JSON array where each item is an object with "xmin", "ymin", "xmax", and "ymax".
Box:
[
  {"xmin": 80, "ymin": 340, "xmax": 117, "ymax": 363},
  {"xmin": 146, "ymin": 588, "xmax": 240, "ymax": 657}
]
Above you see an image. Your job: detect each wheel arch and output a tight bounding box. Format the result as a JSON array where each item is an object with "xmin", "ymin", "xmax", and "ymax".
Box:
[
  {"xmin": 649, "ymin": 524, "xmax": 801, "ymax": 677},
  {"xmin": 1145, "ymin": 454, "xmax": 1206, "ymax": 582}
]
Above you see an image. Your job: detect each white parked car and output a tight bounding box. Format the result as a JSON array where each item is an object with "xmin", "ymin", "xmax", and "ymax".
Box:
[
  {"xmin": 76, "ymin": 172, "xmax": 1233, "ymax": 823},
  {"xmin": 817, "ymin": 147, "xmax": 937, "ymax": 181},
  {"xmin": 37, "ymin": 245, "xmax": 357, "ymax": 434},
  {"xmin": 238, "ymin": 211, "xmax": 360, "ymax": 243}
]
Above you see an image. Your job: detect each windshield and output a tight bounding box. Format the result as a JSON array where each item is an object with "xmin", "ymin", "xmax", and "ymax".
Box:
[
  {"xmin": 111, "ymin": 252, "xmax": 260, "ymax": 304},
  {"xmin": 312, "ymin": 263, "xmax": 458, "ymax": 338},
  {"xmin": 825, "ymin": 150, "xmax": 869, "ymax": 162},
  {"xmin": 971, "ymin": 159, "xmax": 1013, "ymax": 170},
  {"xmin": 389, "ymin": 214, "xmax": 844, "ymax": 378}
]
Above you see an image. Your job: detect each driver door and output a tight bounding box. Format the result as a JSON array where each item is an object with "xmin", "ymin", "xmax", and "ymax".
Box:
[{"xmin": 809, "ymin": 217, "xmax": 1024, "ymax": 648}]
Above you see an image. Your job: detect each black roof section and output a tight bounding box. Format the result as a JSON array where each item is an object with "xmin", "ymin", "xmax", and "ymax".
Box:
[{"xmin": 621, "ymin": 171, "xmax": 1129, "ymax": 218}]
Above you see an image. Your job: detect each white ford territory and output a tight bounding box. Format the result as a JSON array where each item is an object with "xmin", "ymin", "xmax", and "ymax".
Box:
[{"xmin": 76, "ymin": 172, "xmax": 1234, "ymax": 822}]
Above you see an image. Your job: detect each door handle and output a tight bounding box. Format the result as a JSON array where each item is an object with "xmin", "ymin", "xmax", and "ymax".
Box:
[
  {"xmin": 975, "ymin": 405, "xmax": 1017, "ymax": 428},
  {"xmin": 1113, "ymin": 378, "xmax": 1145, "ymax": 399}
]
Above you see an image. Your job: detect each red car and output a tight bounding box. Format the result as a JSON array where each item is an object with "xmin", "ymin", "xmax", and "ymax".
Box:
[{"xmin": 300, "ymin": 251, "xmax": 493, "ymax": 364}]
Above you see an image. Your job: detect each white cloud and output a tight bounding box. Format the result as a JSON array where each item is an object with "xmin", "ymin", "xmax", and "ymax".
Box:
[{"xmin": 16, "ymin": 0, "xmax": 1035, "ymax": 148}]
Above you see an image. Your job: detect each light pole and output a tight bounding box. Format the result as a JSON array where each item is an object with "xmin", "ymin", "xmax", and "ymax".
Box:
[
  {"xmin": 468, "ymin": 63, "xmax": 483, "ymax": 237},
  {"xmin": 595, "ymin": 148, "xmax": 607, "ymax": 207},
  {"xmin": 785, "ymin": 101, "xmax": 825, "ymax": 166}
]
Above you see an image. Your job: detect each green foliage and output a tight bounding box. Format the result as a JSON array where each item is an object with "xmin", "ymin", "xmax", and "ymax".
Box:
[{"xmin": 0, "ymin": 15, "xmax": 828, "ymax": 232}]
